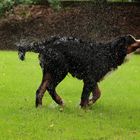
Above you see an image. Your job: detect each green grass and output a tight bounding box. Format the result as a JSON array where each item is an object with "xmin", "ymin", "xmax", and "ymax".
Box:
[{"xmin": 0, "ymin": 51, "xmax": 140, "ymax": 140}]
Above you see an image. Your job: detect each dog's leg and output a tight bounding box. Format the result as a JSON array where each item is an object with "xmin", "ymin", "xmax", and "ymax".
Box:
[
  {"xmin": 36, "ymin": 73, "xmax": 51, "ymax": 107},
  {"xmin": 80, "ymin": 80, "xmax": 96, "ymax": 108},
  {"xmin": 47, "ymin": 72, "xmax": 68, "ymax": 106},
  {"xmin": 89, "ymin": 84, "xmax": 101, "ymax": 105},
  {"xmin": 47, "ymin": 85, "xmax": 64, "ymax": 106},
  {"xmin": 38, "ymin": 50, "xmax": 68, "ymax": 107}
]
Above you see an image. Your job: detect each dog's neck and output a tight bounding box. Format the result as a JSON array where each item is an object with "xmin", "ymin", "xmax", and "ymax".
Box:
[{"xmin": 108, "ymin": 43, "xmax": 127, "ymax": 69}]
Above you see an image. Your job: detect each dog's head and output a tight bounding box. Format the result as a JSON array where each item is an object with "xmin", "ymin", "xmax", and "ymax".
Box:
[
  {"xmin": 111, "ymin": 35, "xmax": 140, "ymax": 65},
  {"xmin": 112, "ymin": 35, "xmax": 140, "ymax": 54},
  {"xmin": 125, "ymin": 35, "xmax": 140, "ymax": 54}
]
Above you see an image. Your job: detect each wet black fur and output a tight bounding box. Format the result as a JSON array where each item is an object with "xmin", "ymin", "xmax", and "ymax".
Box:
[{"xmin": 17, "ymin": 35, "xmax": 136, "ymax": 107}]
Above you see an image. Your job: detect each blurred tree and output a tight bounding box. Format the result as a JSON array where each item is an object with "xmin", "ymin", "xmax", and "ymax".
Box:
[
  {"xmin": 48, "ymin": 0, "xmax": 61, "ymax": 10},
  {"xmin": 132, "ymin": 0, "xmax": 140, "ymax": 1},
  {"xmin": 94, "ymin": 0, "xmax": 107, "ymax": 3},
  {"xmin": 34, "ymin": 0, "xmax": 49, "ymax": 5}
]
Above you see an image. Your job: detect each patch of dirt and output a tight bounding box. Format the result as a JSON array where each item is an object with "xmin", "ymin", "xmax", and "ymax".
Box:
[{"xmin": 0, "ymin": 3, "xmax": 140, "ymax": 50}]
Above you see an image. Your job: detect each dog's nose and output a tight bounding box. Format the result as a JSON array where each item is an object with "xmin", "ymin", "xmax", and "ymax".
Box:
[
  {"xmin": 136, "ymin": 39, "xmax": 140, "ymax": 46},
  {"xmin": 133, "ymin": 39, "xmax": 140, "ymax": 48}
]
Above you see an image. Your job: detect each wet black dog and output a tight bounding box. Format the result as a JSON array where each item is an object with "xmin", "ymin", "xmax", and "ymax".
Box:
[{"xmin": 17, "ymin": 35, "xmax": 140, "ymax": 108}]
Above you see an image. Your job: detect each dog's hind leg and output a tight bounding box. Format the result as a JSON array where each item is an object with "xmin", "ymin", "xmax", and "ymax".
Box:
[
  {"xmin": 36, "ymin": 71, "xmax": 66, "ymax": 107},
  {"xmin": 46, "ymin": 69, "xmax": 68, "ymax": 106},
  {"xmin": 47, "ymin": 84, "xmax": 64, "ymax": 106},
  {"xmin": 80, "ymin": 80, "xmax": 96, "ymax": 108},
  {"xmin": 89, "ymin": 84, "xmax": 101, "ymax": 105},
  {"xmin": 36, "ymin": 72, "xmax": 51, "ymax": 107},
  {"xmin": 37, "ymin": 50, "xmax": 68, "ymax": 107}
]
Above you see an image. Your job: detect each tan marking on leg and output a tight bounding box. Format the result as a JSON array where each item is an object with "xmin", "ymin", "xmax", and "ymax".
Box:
[
  {"xmin": 89, "ymin": 84, "xmax": 101, "ymax": 105},
  {"xmin": 36, "ymin": 73, "xmax": 52, "ymax": 107}
]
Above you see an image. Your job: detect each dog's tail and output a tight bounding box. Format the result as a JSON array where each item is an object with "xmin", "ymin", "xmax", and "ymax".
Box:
[
  {"xmin": 17, "ymin": 41, "xmax": 46, "ymax": 61},
  {"xmin": 17, "ymin": 36, "xmax": 61, "ymax": 61}
]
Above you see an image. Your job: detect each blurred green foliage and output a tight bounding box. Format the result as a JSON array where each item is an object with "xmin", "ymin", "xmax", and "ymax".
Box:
[
  {"xmin": 0, "ymin": 0, "xmax": 14, "ymax": 16},
  {"xmin": 0, "ymin": 0, "xmax": 138, "ymax": 16},
  {"xmin": 0, "ymin": 0, "xmax": 60, "ymax": 16}
]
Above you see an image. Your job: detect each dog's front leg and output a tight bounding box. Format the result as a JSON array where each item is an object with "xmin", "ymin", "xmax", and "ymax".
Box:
[{"xmin": 80, "ymin": 80, "xmax": 96, "ymax": 108}]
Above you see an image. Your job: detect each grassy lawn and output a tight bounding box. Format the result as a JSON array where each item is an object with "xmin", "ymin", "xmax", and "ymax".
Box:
[{"xmin": 0, "ymin": 51, "xmax": 140, "ymax": 140}]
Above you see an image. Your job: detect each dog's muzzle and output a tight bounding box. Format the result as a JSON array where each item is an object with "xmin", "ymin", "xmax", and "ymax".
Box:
[{"xmin": 127, "ymin": 39, "xmax": 140, "ymax": 54}]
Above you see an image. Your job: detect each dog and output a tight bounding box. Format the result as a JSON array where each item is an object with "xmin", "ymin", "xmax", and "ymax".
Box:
[{"xmin": 17, "ymin": 35, "xmax": 140, "ymax": 108}]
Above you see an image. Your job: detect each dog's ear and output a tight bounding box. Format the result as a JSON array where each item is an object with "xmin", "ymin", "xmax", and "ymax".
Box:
[
  {"xmin": 111, "ymin": 36, "xmax": 128, "ymax": 66},
  {"xmin": 111, "ymin": 36, "xmax": 126, "ymax": 50},
  {"xmin": 112, "ymin": 35, "xmax": 136, "ymax": 48}
]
